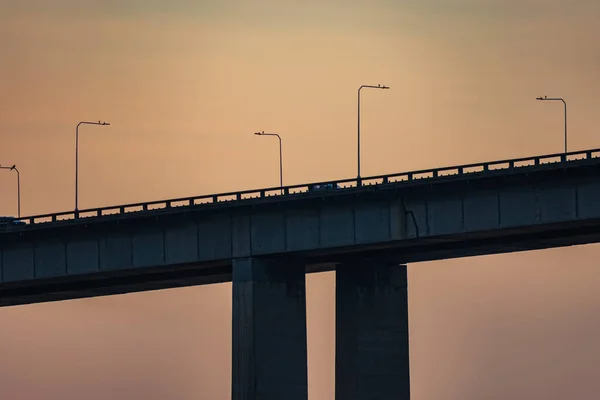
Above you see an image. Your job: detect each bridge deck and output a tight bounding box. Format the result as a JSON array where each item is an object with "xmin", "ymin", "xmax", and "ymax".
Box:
[
  {"xmin": 4, "ymin": 148, "xmax": 600, "ymax": 230},
  {"xmin": 3, "ymin": 148, "xmax": 600, "ymax": 306}
]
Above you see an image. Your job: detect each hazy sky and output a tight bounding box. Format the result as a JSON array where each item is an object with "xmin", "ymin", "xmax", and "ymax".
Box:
[{"xmin": 1, "ymin": 0, "xmax": 600, "ymax": 399}]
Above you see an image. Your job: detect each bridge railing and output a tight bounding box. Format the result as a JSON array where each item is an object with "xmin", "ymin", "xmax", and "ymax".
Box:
[{"xmin": 8, "ymin": 148, "xmax": 600, "ymax": 227}]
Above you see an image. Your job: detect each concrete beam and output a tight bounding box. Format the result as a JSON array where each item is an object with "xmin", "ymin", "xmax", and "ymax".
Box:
[
  {"xmin": 232, "ymin": 258, "xmax": 308, "ymax": 400},
  {"xmin": 6, "ymin": 166, "xmax": 600, "ymax": 305},
  {"xmin": 336, "ymin": 262, "xmax": 410, "ymax": 400}
]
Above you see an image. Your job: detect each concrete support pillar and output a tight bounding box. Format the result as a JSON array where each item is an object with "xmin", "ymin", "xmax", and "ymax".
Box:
[
  {"xmin": 231, "ymin": 257, "xmax": 308, "ymax": 400},
  {"xmin": 336, "ymin": 262, "xmax": 410, "ymax": 400}
]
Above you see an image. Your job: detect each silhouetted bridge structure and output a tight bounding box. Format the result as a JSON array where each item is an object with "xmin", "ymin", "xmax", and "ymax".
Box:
[{"xmin": 4, "ymin": 148, "xmax": 600, "ymax": 399}]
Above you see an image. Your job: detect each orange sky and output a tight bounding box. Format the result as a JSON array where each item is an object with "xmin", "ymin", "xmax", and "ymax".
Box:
[{"xmin": 1, "ymin": 1, "xmax": 600, "ymax": 399}]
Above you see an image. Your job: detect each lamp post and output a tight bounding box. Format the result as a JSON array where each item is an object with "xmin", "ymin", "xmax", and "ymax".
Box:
[
  {"xmin": 536, "ymin": 95, "xmax": 567, "ymax": 153},
  {"xmin": 254, "ymin": 131, "xmax": 283, "ymax": 194},
  {"xmin": 358, "ymin": 84, "xmax": 390, "ymax": 183},
  {"xmin": 76, "ymin": 120, "xmax": 110, "ymax": 214},
  {"xmin": 0, "ymin": 164, "xmax": 20, "ymax": 218}
]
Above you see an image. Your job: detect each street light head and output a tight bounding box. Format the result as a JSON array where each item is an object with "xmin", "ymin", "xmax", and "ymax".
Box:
[
  {"xmin": 10, "ymin": 165, "xmax": 16, "ymax": 170},
  {"xmin": 380, "ymin": 85, "xmax": 390, "ymax": 89},
  {"xmin": 254, "ymin": 131, "xmax": 263, "ymax": 135},
  {"xmin": 100, "ymin": 121, "xmax": 110, "ymax": 126},
  {"xmin": 536, "ymin": 96, "xmax": 545, "ymax": 101}
]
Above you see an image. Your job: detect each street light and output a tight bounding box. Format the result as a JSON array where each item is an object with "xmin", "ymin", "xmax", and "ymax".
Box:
[
  {"xmin": 76, "ymin": 120, "xmax": 110, "ymax": 214},
  {"xmin": 254, "ymin": 131, "xmax": 283, "ymax": 194},
  {"xmin": 358, "ymin": 84, "xmax": 390, "ymax": 183},
  {"xmin": 0, "ymin": 164, "xmax": 20, "ymax": 218},
  {"xmin": 536, "ymin": 95, "xmax": 567, "ymax": 153}
]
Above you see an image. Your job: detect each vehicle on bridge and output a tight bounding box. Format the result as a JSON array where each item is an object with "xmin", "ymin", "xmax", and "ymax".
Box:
[
  {"xmin": 0, "ymin": 216, "xmax": 26, "ymax": 228},
  {"xmin": 309, "ymin": 183, "xmax": 340, "ymax": 191}
]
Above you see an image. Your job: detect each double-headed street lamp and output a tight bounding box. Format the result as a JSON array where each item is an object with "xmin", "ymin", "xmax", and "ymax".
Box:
[
  {"xmin": 0, "ymin": 164, "xmax": 20, "ymax": 217},
  {"xmin": 536, "ymin": 95, "xmax": 567, "ymax": 153},
  {"xmin": 358, "ymin": 84, "xmax": 390, "ymax": 183},
  {"xmin": 76, "ymin": 120, "xmax": 110, "ymax": 213},
  {"xmin": 254, "ymin": 131, "xmax": 283, "ymax": 194}
]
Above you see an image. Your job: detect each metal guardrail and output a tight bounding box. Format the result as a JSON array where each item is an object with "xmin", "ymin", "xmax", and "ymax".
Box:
[{"xmin": 6, "ymin": 148, "xmax": 600, "ymax": 227}]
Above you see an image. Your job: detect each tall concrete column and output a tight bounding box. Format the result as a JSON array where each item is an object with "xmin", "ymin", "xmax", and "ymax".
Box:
[
  {"xmin": 231, "ymin": 257, "xmax": 308, "ymax": 400},
  {"xmin": 336, "ymin": 262, "xmax": 410, "ymax": 399}
]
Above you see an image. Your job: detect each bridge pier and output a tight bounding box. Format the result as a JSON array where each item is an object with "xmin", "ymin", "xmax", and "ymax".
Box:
[
  {"xmin": 231, "ymin": 257, "xmax": 308, "ymax": 400},
  {"xmin": 336, "ymin": 262, "xmax": 411, "ymax": 399}
]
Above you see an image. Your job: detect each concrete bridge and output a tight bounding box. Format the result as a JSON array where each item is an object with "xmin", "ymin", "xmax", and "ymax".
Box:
[{"xmin": 3, "ymin": 148, "xmax": 600, "ymax": 399}]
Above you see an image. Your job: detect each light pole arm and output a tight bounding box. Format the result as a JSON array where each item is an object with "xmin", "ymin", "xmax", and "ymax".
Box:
[
  {"xmin": 562, "ymin": 99, "xmax": 567, "ymax": 154},
  {"xmin": 0, "ymin": 165, "xmax": 20, "ymax": 217},
  {"xmin": 358, "ymin": 87, "xmax": 362, "ymax": 181},
  {"xmin": 536, "ymin": 96, "xmax": 567, "ymax": 153},
  {"xmin": 76, "ymin": 124, "xmax": 80, "ymax": 212},
  {"xmin": 262, "ymin": 133, "xmax": 282, "ymax": 191},
  {"xmin": 276, "ymin": 134, "xmax": 282, "ymax": 191},
  {"xmin": 13, "ymin": 166, "xmax": 20, "ymax": 218},
  {"xmin": 75, "ymin": 120, "xmax": 110, "ymax": 214},
  {"xmin": 357, "ymin": 84, "xmax": 390, "ymax": 182}
]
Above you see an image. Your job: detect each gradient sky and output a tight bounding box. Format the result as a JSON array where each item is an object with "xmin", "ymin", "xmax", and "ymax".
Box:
[{"xmin": 1, "ymin": 0, "xmax": 600, "ymax": 399}]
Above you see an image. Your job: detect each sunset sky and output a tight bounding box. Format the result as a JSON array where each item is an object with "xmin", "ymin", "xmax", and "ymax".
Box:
[{"xmin": 1, "ymin": 0, "xmax": 600, "ymax": 399}]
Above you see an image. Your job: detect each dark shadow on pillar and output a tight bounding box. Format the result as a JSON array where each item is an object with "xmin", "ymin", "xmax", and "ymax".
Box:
[
  {"xmin": 336, "ymin": 262, "xmax": 410, "ymax": 400},
  {"xmin": 232, "ymin": 257, "xmax": 308, "ymax": 400}
]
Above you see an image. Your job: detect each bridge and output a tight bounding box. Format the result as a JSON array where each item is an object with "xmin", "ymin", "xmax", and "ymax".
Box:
[{"xmin": 3, "ymin": 148, "xmax": 600, "ymax": 399}]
